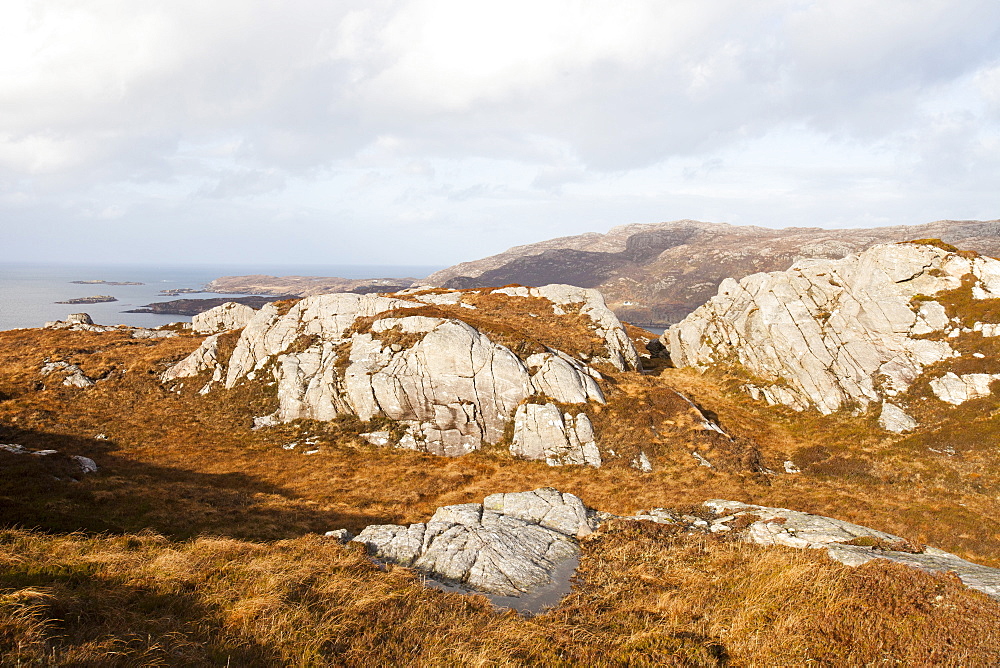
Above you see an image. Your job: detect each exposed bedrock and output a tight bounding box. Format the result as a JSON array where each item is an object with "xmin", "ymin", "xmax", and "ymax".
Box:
[
  {"xmin": 665, "ymin": 243, "xmax": 1000, "ymax": 421},
  {"xmin": 344, "ymin": 488, "xmax": 1000, "ymax": 602},
  {"xmin": 164, "ymin": 286, "xmax": 638, "ymax": 458}
]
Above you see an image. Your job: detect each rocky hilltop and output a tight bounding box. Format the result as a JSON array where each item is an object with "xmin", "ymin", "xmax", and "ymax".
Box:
[
  {"xmin": 5, "ymin": 270, "xmax": 1000, "ymax": 663},
  {"xmin": 164, "ymin": 285, "xmax": 639, "ymax": 460},
  {"xmin": 427, "ymin": 219, "xmax": 1000, "ymax": 326},
  {"xmin": 664, "ymin": 241, "xmax": 1000, "ymax": 432}
]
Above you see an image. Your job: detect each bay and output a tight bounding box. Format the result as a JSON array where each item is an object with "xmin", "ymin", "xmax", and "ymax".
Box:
[{"xmin": 0, "ymin": 262, "xmax": 443, "ymax": 331}]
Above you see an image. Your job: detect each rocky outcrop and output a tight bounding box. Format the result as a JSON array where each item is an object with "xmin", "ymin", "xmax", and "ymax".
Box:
[
  {"xmin": 525, "ymin": 351, "xmax": 604, "ymax": 404},
  {"xmin": 929, "ymin": 372, "xmax": 1000, "ymax": 405},
  {"xmin": 44, "ymin": 314, "xmax": 179, "ymax": 339},
  {"xmin": 161, "ymin": 334, "xmax": 224, "ymax": 394},
  {"xmin": 509, "ymin": 404, "xmax": 601, "ymax": 467},
  {"xmin": 191, "ymin": 302, "xmax": 256, "ymax": 334},
  {"xmin": 164, "ymin": 285, "xmax": 636, "ymax": 457},
  {"xmin": 490, "ymin": 284, "xmax": 640, "ymax": 371},
  {"xmin": 338, "ymin": 316, "xmax": 533, "ymax": 456},
  {"xmin": 701, "ymin": 500, "xmax": 1000, "ymax": 601},
  {"xmin": 665, "ymin": 243, "xmax": 1000, "ymax": 418},
  {"xmin": 878, "ymin": 402, "xmax": 918, "ymax": 433},
  {"xmin": 345, "ymin": 489, "xmax": 1000, "ymax": 604},
  {"xmin": 351, "ymin": 488, "xmax": 596, "ymax": 596},
  {"xmin": 40, "ymin": 360, "xmax": 94, "ymax": 388}
]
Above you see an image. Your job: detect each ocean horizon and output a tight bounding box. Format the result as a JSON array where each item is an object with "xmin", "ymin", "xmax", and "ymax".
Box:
[{"xmin": 0, "ymin": 262, "xmax": 445, "ymax": 331}]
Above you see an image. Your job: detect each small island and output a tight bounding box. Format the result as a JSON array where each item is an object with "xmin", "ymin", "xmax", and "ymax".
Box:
[
  {"xmin": 125, "ymin": 295, "xmax": 291, "ymax": 316},
  {"xmin": 158, "ymin": 288, "xmax": 205, "ymax": 296},
  {"xmin": 56, "ymin": 295, "xmax": 118, "ymax": 305},
  {"xmin": 70, "ymin": 280, "xmax": 144, "ymax": 286}
]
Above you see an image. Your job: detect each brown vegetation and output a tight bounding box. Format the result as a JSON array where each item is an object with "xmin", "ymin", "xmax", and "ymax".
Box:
[
  {"xmin": 2, "ymin": 298, "xmax": 1000, "ymax": 663},
  {"xmin": 3, "ymin": 522, "xmax": 998, "ymax": 666}
]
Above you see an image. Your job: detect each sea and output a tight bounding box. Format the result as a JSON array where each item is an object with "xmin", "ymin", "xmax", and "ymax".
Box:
[{"xmin": 0, "ymin": 263, "xmax": 444, "ymax": 331}]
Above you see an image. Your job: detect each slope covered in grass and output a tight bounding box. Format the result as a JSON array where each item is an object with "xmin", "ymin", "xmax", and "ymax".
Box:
[{"xmin": 2, "ymin": 287, "xmax": 1000, "ymax": 664}]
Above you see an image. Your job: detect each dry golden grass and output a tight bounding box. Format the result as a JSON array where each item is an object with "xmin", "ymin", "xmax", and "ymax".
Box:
[
  {"xmin": 3, "ymin": 310, "xmax": 1000, "ymax": 664},
  {"xmin": 2, "ymin": 522, "xmax": 999, "ymax": 666}
]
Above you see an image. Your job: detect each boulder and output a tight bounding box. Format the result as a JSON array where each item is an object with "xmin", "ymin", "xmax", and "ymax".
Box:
[
  {"xmin": 509, "ymin": 403, "xmax": 601, "ymax": 467},
  {"xmin": 929, "ymin": 372, "xmax": 1000, "ymax": 405},
  {"xmin": 878, "ymin": 402, "xmax": 918, "ymax": 433},
  {"xmin": 39, "ymin": 360, "xmax": 94, "ymax": 388},
  {"xmin": 191, "ymin": 302, "xmax": 256, "ymax": 334},
  {"xmin": 162, "ymin": 334, "xmax": 222, "ymax": 383},
  {"xmin": 526, "ymin": 351, "xmax": 604, "ymax": 404},
  {"xmin": 664, "ymin": 243, "xmax": 1000, "ymax": 417}
]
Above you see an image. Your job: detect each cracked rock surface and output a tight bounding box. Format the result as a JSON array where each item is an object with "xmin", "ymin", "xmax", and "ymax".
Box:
[
  {"xmin": 700, "ymin": 500, "xmax": 1000, "ymax": 601},
  {"xmin": 509, "ymin": 403, "xmax": 601, "ymax": 467},
  {"xmin": 347, "ymin": 489, "xmax": 1000, "ymax": 603},
  {"xmin": 352, "ymin": 488, "xmax": 596, "ymax": 596},
  {"xmin": 191, "ymin": 302, "xmax": 256, "ymax": 334},
  {"xmin": 665, "ymin": 243, "xmax": 1000, "ymax": 417},
  {"xmin": 164, "ymin": 286, "xmax": 634, "ymax": 456}
]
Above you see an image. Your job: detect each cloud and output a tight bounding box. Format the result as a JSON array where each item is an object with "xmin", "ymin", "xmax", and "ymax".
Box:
[{"xmin": 1, "ymin": 1, "xmax": 999, "ymax": 266}]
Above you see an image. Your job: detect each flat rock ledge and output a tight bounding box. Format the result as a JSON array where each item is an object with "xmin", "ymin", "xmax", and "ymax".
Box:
[
  {"xmin": 701, "ymin": 501, "xmax": 1000, "ymax": 601},
  {"xmin": 342, "ymin": 489, "xmax": 1000, "ymax": 604}
]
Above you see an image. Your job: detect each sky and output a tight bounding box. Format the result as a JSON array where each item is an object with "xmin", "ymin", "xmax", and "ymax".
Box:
[{"xmin": 2, "ymin": 1, "xmax": 1000, "ymax": 268}]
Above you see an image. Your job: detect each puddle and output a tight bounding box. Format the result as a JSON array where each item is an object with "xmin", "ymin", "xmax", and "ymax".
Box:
[{"xmin": 420, "ymin": 554, "xmax": 580, "ymax": 616}]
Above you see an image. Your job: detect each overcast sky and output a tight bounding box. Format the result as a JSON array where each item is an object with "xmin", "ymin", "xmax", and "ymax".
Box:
[{"xmin": 3, "ymin": 1, "xmax": 1000, "ymax": 268}]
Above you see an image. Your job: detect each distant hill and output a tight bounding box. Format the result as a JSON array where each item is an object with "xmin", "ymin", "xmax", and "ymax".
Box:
[{"xmin": 426, "ymin": 219, "xmax": 1000, "ymax": 326}]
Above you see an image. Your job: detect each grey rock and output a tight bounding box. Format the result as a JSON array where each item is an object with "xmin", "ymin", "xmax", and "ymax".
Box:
[
  {"xmin": 67, "ymin": 313, "xmax": 93, "ymax": 325},
  {"xmin": 509, "ymin": 403, "xmax": 601, "ymax": 467},
  {"xmin": 352, "ymin": 488, "xmax": 590, "ymax": 596},
  {"xmin": 342, "ymin": 317, "xmax": 533, "ymax": 456},
  {"xmin": 39, "ymin": 360, "xmax": 94, "ymax": 388},
  {"xmin": 71, "ymin": 455, "xmax": 98, "ymax": 474},
  {"xmin": 129, "ymin": 328, "xmax": 178, "ymax": 339},
  {"xmin": 526, "ymin": 351, "xmax": 605, "ymax": 404},
  {"xmin": 631, "ymin": 451, "xmax": 653, "ymax": 472},
  {"xmin": 360, "ymin": 431, "xmax": 392, "ymax": 447},
  {"xmin": 352, "ymin": 489, "xmax": 1000, "ymax": 604},
  {"xmin": 665, "ymin": 243, "xmax": 997, "ymax": 418},
  {"xmin": 324, "ymin": 528, "xmax": 354, "ymax": 543},
  {"xmin": 703, "ymin": 500, "xmax": 1000, "ymax": 600},
  {"xmin": 692, "ymin": 451, "xmax": 713, "ymax": 467},
  {"xmin": 482, "ymin": 488, "xmax": 598, "ymax": 538},
  {"xmin": 878, "ymin": 401, "xmax": 918, "ymax": 433},
  {"xmin": 162, "ymin": 334, "xmax": 222, "ymax": 383},
  {"xmin": 929, "ymin": 371, "xmax": 1000, "ymax": 405},
  {"xmin": 167, "ymin": 286, "xmax": 619, "ymax": 456},
  {"xmin": 63, "ymin": 370, "xmax": 94, "ymax": 388},
  {"xmin": 191, "ymin": 302, "xmax": 257, "ymax": 334}
]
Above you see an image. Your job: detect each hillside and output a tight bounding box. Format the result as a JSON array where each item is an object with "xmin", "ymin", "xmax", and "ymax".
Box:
[
  {"xmin": 426, "ymin": 219, "xmax": 1000, "ymax": 325},
  {"xmin": 3, "ymin": 268, "xmax": 1000, "ymax": 663}
]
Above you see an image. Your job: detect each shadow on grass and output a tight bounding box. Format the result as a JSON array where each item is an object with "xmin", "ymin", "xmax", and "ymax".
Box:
[
  {"xmin": 1, "ymin": 566, "xmax": 283, "ymax": 666},
  {"xmin": 0, "ymin": 425, "xmax": 381, "ymax": 541}
]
